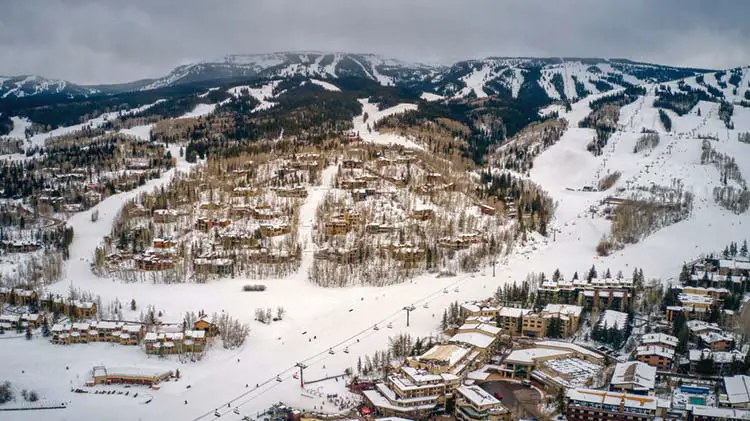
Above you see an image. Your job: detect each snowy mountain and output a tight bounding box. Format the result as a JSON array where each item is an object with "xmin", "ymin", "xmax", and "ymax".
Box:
[
  {"xmin": 0, "ymin": 75, "xmax": 100, "ymax": 99},
  {"xmin": 0, "ymin": 53, "xmax": 714, "ymax": 104},
  {"xmin": 142, "ymin": 52, "xmax": 440, "ymax": 90},
  {"xmin": 143, "ymin": 53, "xmax": 712, "ymax": 102}
]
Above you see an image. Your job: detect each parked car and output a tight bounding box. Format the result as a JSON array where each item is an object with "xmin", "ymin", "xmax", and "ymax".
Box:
[
  {"xmin": 521, "ymin": 380, "xmax": 531, "ymax": 387},
  {"xmin": 494, "ymin": 392, "xmax": 503, "ymax": 400}
]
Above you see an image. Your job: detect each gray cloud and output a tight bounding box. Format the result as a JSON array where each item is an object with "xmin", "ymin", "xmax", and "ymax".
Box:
[{"xmin": 1, "ymin": 0, "xmax": 749, "ymax": 84}]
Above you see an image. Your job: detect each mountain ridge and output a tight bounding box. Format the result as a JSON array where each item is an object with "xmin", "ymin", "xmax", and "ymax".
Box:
[{"xmin": 0, "ymin": 52, "xmax": 719, "ymax": 101}]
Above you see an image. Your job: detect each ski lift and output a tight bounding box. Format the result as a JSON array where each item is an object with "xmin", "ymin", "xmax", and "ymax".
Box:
[
  {"xmin": 276, "ymin": 375, "xmax": 282, "ymax": 382},
  {"xmin": 373, "ymin": 324, "xmax": 379, "ymax": 331},
  {"xmin": 233, "ymin": 408, "xmax": 240, "ymax": 415},
  {"xmin": 454, "ymin": 287, "xmax": 459, "ymax": 293},
  {"xmin": 214, "ymin": 410, "xmax": 221, "ymax": 417},
  {"xmin": 387, "ymin": 322, "xmax": 393, "ymax": 329},
  {"xmin": 293, "ymin": 372, "xmax": 299, "ymax": 379},
  {"xmin": 423, "ymin": 302, "xmax": 429, "ymax": 309},
  {"xmin": 443, "ymin": 288, "xmax": 448, "ymax": 294},
  {"xmin": 343, "ymin": 347, "xmax": 349, "ymax": 354},
  {"xmin": 329, "ymin": 348, "xmax": 335, "ymax": 355}
]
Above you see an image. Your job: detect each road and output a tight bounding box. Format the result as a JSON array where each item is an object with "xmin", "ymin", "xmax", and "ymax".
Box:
[{"xmin": 478, "ymin": 381, "xmax": 543, "ymax": 420}]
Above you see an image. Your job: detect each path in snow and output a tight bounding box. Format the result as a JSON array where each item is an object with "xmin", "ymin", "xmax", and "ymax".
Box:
[{"xmin": 296, "ymin": 165, "xmax": 336, "ymax": 275}]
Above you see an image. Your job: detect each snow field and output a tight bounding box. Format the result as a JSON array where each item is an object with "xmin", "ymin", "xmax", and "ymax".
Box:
[
  {"xmin": 308, "ymin": 79, "xmax": 341, "ymax": 92},
  {"xmin": 351, "ymin": 98, "xmax": 421, "ymax": 149}
]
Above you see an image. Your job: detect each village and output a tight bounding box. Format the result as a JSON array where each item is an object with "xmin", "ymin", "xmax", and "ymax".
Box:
[
  {"xmin": 90, "ymin": 142, "xmax": 533, "ymax": 287},
  {"xmin": 4, "ymin": 245, "xmax": 748, "ymax": 421}
]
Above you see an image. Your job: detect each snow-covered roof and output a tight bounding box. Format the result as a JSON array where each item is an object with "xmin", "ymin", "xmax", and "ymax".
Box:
[
  {"xmin": 544, "ymin": 357, "xmax": 600, "ymax": 379},
  {"xmin": 689, "ymin": 349, "xmax": 742, "ymax": 363},
  {"xmin": 699, "ymin": 331, "xmax": 735, "ymax": 344},
  {"xmin": 0, "ymin": 314, "xmax": 20, "ymax": 323},
  {"xmin": 96, "ymin": 321, "xmax": 120, "ymax": 330},
  {"xmin": 460, "ymin": 302, "xmax": 498, "ymax": 313},
  {"xmin": 678, "ymin": 293, "xmax": 714, "ymax": 306},
  {"xmin": 93, "ymin": 366, "xmax": 172, "ymax": 379},
  {"xmin": 449, "ymin": 332, "xmax": 496, "ymax": 349},
  {"xmin": 465, "ymin": 315, "xmax": 494, "ymax": 325},
  {"xmin": 543, "ymin": 303, "xmax": 582, "ymax": 317},
  {"xmin": 535, "ymin": 341, "xmax": 603, "ymax": 361},
  {"xmin": 122, "ymin": 324, "xmax": 142, "ymax": 333},
  {"xmin": 457, "ymin": 323, "xmax": 501, "ymax": 336},
  {"xmin": 611, "ymin": 361, "xmax": 656, "ymax": 391},
  {"xmin": 398, "ymin": 367, "xmax": 443, "ymax": 385},
  {"xmin": 687, "ymin": 320, "xmax": 723, "ymax": 334},
  {"xmin": 690, "ymin": 405, "xmax": 750, "ymax": 419},
  {"xmin": 641, "ymin": 333, "xmax": 678, "ymax": 348},
  {"xmin": 636, "ymin": 345, "xmax": 675, "ymax": 360},
  {"xmin": 419, "ymin": 344, "xmax": 470, "ymax": 367},
  {"xmin": 724, "ymin": 375, "xmax": 750, "ymax": 405},
  {"xmin": 504, "ymin": 348, "xmax": 570, "ymax": 365},
  {"xmin": 497, "ymin": 307, "xmax": 532, "ymax": 318},
  {"xmin": 457, "ymin": 385, "xmax": 501, "ymax": 407},
  {"xmin": 566, "ymin": 388, "xmax": 657, "ymax": 411}
]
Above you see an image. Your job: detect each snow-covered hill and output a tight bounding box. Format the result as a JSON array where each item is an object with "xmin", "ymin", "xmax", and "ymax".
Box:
[
  {"xmin": 141, "ymin": 52, "xmax": 439, "ymax": 90},
  {"xmin": 0, "ymin": 75, "xmax": 100, "ymax": 99}
]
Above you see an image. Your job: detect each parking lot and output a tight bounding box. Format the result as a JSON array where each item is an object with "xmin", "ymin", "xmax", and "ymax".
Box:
[{"xmin": 478, "ymin": 380, "xmax": 543, "ymax": 419}]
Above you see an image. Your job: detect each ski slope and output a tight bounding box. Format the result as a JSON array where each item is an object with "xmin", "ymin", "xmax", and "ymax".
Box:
[{"xmin": 351, "ymin": 98, "xmax": 421, "ymax": 149}]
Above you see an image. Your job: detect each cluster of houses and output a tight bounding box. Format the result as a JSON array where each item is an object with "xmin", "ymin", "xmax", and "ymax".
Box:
[
  {"xmin": 0, "ymin": 288, "xmax": 97, "ymax": 319},
  {"xmin": 358, "ymin": 257, "xmax": 750, "ymax": 420},
  {"xmin": 50, "ymin": 318, "xmax": 215, "ymax": 356},
  {"xmin": 110, "ymin": 180, "xmax": 302, "ymax": 275},
  {"xmin": 28, "ymin": 137, "xmax": 171, "ymax": 214}
]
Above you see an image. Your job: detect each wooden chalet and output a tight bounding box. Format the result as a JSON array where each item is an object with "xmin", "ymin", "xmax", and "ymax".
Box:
[
  {"xmin": 259, "ymin": 223, "xmax": 291, "ymax": 237},
  {"xmin": 274, "ymin": 186, "xmax": 307, "ymax": 198}
]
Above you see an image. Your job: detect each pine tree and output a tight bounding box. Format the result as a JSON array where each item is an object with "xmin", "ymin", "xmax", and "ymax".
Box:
[
  {"xmin": 679, "ymin": 264, "xmax": 690, "ymax": 284},
  {"xmin": 441, "ymin": 310, "xmax": 448, "ymax": 330},
  {"xmin": 741, "ymin": 240, "xmax": 748, "ymax": 257},
  {"xmin": 573, "ymin": 271, "xmax": 579, "ymax": 281},
  {"xmin": 130, "ymin": 299, "xmax": 136, "ymax": 311},
  {"xmin": 587, "ymin": 265, "xmax": 597, "ymax": 281},
  {"xmin": 552, "ymin": 268, "xmax": 561, "ymax": 282},
  {"xmin": 605, "ymin": 268, "xmax": 611, "ymax": 279},
  {"xmin": 25, "ymin": 325, "xmax": 32, "ymax": 340},
  {"xmin": 357, "ymin": 357, "xmax": 363, "ymax": 374}
]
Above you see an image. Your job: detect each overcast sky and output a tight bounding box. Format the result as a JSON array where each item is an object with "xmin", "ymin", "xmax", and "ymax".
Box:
[{"xmin": 1, "ymin": 0, "xmax": 749, "ymax": 84}]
